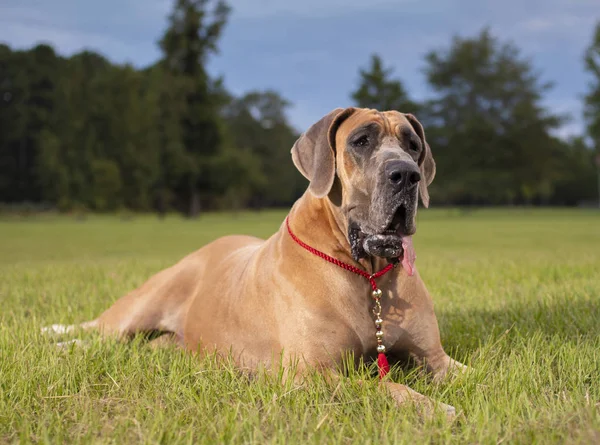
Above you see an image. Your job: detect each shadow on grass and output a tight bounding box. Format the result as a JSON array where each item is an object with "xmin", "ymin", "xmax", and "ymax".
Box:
[{"xmin": 438, "ymin": 294, "xmax": 600, "ymax": 354}]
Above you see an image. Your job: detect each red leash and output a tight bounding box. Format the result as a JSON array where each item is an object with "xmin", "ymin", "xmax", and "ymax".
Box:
[{"xmin": 285, "ymin": 216, "xmax": 396, "ymax": 379}]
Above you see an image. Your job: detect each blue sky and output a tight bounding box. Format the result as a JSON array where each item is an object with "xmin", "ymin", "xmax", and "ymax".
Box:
[{"xmin": 0, "ymin": 0, "xmax": 597, "ymax": 136}]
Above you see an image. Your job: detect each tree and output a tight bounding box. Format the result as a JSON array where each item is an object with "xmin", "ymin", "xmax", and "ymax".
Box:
[
  {"xmin": 158, "ymin": 0, "xmax": 231, "ymax": 217},
  {"xmin": 423, "ymin": 29, "xmax": 565, "ymax": 205},
  {"xmin": 37, "ymin": 51, "xmax": 113, "ymax": 210},
  {"xmin": 0, "ymin": 44, "xmax": 60, "ymax": 204},
  {"xmin": 0, "ymin": 44, "xmax": 20, "ymax": 203},
  {"xmin": 35, "ymin": 51, "xmax": 163, "ymax": 212},
  {"xmin": 584, "ymin": 21, "xmax": 600, "ymax": 207},
  {"xmin": 551, "ymin": 137, "xmax": 597, "ymax": 205},
  {"xmin": 584, "ymin": 22, "xmax": 600, "ymax": 150},
  {"xmin": 0, "ymin": 40, "xmax": 304, "ymax": 214},
  {"xmin": 351, "ymin": 54, "xmax": 419, "ymax": 113},
  {"xmin": 4, "ymin": 19, "xmax": 599, "ymax": 212},
  {"xmin": 222, "ymin": 90, "xmax": 302, "ymax": 208},
  {"xmin": 96, "ymin": 65, "xmax": 161, "ymax": 211}
]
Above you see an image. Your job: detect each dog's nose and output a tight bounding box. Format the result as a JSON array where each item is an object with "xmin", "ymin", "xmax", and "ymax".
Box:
[{"xmin": 385, "ymin": 160, "xmax": 421, "ymax": 192}]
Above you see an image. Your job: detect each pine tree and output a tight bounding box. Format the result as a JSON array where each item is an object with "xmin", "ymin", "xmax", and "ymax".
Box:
[
  {"xmin": 158, "ymin": 0, "xmax": 231, "ymax": 217},
  {"xmin": 351, "ymin": 54, "xmax": 418, "ymax": 113}
]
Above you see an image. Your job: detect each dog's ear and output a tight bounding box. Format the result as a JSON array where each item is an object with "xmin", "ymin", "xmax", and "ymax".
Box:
[
  {"xmin": 406, "ymin": 113, "xmax": 436, "ymax": 208},
  {"xmin": 291, "ymin": 107, "xmax": 356, "ymax": 198}
]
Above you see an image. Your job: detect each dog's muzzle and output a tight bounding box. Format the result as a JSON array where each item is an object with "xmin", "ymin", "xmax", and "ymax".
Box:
[
  {"xmin": 385, "ymin": 160, "xmax": 421, "ymax": 195},
  {"xmin": 348, "ymin": 159, "xmax": 421, "ymax": 271}
]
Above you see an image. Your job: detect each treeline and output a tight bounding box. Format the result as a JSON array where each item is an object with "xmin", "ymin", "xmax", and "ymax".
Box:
[
  {"xmin": 1, "ymin": 0, "xmax": 599, "ymax": 214},
  {"xmin": 0, "ymin": 0, "xmax": 304, "ymax": 215},
  {"xmin": 351, "ymin": 31, "xmax": 600, "ymax": 206}
]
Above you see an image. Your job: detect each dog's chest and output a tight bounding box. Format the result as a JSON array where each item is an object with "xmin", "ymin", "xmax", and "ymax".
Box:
[{"xmin": 318, "ymin": 296, "xmax": 405, "ymax": 358}]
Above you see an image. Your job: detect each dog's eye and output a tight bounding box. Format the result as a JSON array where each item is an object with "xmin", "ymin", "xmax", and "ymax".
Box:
[
  {"xmin": 409, "ymin": 140, "xmax": 420, "ymax": 152},
  {"xmin": 353, "ymin": 135, "xmax": 370, "ymax": 147}
]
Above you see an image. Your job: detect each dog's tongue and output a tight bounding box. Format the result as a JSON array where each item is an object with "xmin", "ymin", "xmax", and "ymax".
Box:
[{"xmin": 401, "ymin": 236, "xmax": 416, "ymax": 276}]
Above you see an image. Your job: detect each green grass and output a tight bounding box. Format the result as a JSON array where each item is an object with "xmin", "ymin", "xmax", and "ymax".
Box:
[{"xmin": 1, "ymin": 208, "xmax": 600, "ymax": 444}]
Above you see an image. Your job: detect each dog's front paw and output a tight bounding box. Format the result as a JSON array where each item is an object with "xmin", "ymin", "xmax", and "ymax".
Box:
[
  {"xmin": 383, "ymin": 381, "xmax": 457, "ymax": 421},
  {"xmin": 432, "ymin": 359, "xmax": 471, "ymax": 383}
]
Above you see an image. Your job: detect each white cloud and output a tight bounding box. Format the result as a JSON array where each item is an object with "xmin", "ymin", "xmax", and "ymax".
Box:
[
  {"xmin": 1, "ymin": 21, "xmax": 154, "ymax": 65},
  {"xmin": 0, "ymin": 5, "xmax": 57, "ymax": 24},
  {"xmin": 543, "ymin": 97, "xmax": 585, "ymax": 139},
  {"xmin": 519, "ymin": 18, "xmax": 554, "ymax": 33},
  {"xmin": 517, "ymin": 14, "xmax": 597, "ymax": 39},
  {"xmin": 552, "ymin": 121, "xmax": 584, "ymax": 139},
  {"xmin": 0, "ymin": 2, "xmax": 162, "ymax": 65},
  {"xmin": 227, "ymin": 0, "xmax": 420, "ymax": 19}
]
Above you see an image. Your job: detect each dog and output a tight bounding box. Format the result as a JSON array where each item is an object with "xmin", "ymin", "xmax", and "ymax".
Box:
[{"xmin": 44, "ymin": 107, "xmax": 467, "ymax": 417}]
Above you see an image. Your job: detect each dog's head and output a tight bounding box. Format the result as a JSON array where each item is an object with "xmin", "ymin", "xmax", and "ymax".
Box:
[{"xmin": 291, "ymin": 107, "xmax": 435, "ymax": 261}]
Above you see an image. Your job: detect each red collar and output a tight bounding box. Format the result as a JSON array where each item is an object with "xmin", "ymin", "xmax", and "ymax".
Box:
[{"xmin": 285, "ymin": 216, "xmax": 396, "ymax": 379}]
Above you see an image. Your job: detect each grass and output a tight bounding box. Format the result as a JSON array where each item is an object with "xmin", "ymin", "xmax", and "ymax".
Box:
[{"xmin": 1, "ymin": 208, "xmax": 600, "ymax": 444}]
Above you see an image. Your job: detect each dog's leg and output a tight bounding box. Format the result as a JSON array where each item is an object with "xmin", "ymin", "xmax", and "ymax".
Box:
[
  {"xmin": 409, "ymin": 316, "xmax": 470, "ymax": 382},
  {"xmin": 429, "ymin": 356, "xmax": 469, "ymax": 383},
  {"xmin": 148, "ymin": 332, "xmax": 182, "ymax": 350},
  {"xmin": 395, "ymin": 319, "xmax": 469, "ymax": 382},
  {"xmin": 388, "ymin": 277, "xmax": 471, "ymax": 382},
  {"xmin": 382, "ymin": 381, "xmax": 456, "ymax": 419},
  {"xmin": 42, "ymin": 260, "xmax": 198, "ymax": 343},
  {"xmin": 317, "ymin": 370, "xmax": 455, "ymax": 420}
]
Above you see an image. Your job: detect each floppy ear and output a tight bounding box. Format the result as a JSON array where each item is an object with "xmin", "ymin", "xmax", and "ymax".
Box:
[
  {"xmin": 405, "ymin": 113, "xmax": 436, "ymax": 208},
  {"xmin": 291, "ymin": 107, "xmax": 355, "ymax": 198}
]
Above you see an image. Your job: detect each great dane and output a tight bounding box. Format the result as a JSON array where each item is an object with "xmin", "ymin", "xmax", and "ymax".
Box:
[{"xmin": 44, "ymin": 107, "xmax": 467, "ymax": 417}]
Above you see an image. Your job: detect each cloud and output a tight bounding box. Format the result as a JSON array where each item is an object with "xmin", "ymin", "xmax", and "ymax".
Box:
[
  {"xmin": 0, "ymin": 0, "xmax": 594, "ymax": 137},
  {"xmin": 0, "ymin": 2, "xmax": 162, "ymax": 65},
  {"xmin": 1, "ymin": 20, "xmax": 157, "ymax": 65},
  {"xmin": 226, "ymin": 0, "xmax": 441, "ymax": 20},
  {"xmin": 516, "ymin": 14, "xmax": 597, "ymax": 40},
  {"xmin": 553, "ymin": 123, "xmax": 584, "ymax": 139}
]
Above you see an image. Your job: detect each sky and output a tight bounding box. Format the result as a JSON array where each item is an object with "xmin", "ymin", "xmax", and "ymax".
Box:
[{"xmin": 0, "ymin": 0, "xmax": 597, "ymax": 137}]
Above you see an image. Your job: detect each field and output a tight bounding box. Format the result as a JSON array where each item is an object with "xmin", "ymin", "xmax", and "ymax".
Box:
[{"xmin": 1, "ymin": 208, "xmax": 600, "ymax": 444}]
